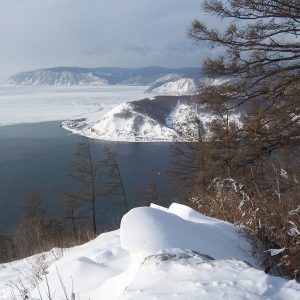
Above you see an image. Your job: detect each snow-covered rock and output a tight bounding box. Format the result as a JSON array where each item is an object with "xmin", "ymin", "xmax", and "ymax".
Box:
[
  {"xmin": 1, "ymin": 203, "xmax": 299, "ymax": 300},
  {"xmin": 119, "ymin": 250, "xmax": 299, "ymax": 300}
]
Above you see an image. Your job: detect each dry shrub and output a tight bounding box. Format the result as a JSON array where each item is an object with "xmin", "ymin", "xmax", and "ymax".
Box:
[{"xmin": 190, "ymin": 177, "xmax": 300, "ymax": 281}]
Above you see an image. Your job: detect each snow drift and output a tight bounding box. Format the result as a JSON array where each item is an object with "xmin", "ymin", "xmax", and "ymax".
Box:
[{"xmin": 1, "ymin": 203, "xmax": 299, "ymax": 300}]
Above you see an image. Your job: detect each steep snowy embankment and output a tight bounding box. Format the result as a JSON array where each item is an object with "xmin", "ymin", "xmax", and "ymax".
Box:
[{"xmin": 1, "ymin": 203, "xmax": 299, "ymax": 300}]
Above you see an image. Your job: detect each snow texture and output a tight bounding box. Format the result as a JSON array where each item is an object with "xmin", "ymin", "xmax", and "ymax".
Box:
[{"xmin": 1, "ymin": 203, "xmax": 299, "ymax": 300}]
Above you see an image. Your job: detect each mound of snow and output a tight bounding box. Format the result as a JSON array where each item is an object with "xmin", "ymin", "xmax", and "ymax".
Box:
[
  {"xmin": 120, "ymin": 207, "xmax": 255, "ymax": 264},
  {"xmin": 149, "ymin": 78, "xmax": 198, "ymax": 95},
  {"xmin": 1, "ymin": 203, "xmax": 300, "ymax": 300}
]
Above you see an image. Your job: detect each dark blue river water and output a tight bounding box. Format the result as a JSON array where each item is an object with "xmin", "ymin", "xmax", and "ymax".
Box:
[{"xmin": 0, "ymin": 122, "xmax": 174, "ymax": 232}]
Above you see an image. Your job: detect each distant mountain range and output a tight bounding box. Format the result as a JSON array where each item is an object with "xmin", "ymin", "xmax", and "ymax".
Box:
[{"xmin": 7, "ymin": 66, "xmax": 201, "ymax": 87}]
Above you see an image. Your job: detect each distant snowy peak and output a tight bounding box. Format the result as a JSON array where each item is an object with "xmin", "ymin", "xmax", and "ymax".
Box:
[
  {"xmin": 148, "ymin": 78, "xmax": 199, "ymax": 95},
  {"xmin": 7, "ymin": 69, "xmax": 108, "ymax": 86}
]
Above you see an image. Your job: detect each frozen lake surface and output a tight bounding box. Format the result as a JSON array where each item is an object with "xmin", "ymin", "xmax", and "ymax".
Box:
[{"xmin": 0, "ymin": 85, "xmax": 149, "ymax": 126}]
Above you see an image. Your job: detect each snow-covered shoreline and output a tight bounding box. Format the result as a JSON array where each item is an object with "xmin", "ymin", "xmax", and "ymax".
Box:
[{"xmin": 1, "ymin": 203, "xmax": 299, "ymax": 299}]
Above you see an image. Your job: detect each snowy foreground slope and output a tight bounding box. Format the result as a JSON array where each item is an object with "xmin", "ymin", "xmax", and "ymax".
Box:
[{"xmin": 1, "ymin": 203, "xmax": 299, "ymax": 299}]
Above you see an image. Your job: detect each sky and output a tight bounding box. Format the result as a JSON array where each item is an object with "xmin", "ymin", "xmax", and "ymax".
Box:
[{"xmin": 0, "ymin": 0, "xmax": 215, "ymax": 82}]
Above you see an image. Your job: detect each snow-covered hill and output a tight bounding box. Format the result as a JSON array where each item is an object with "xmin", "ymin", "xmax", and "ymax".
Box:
[
  {"xmin": 61, "ymin": 96, "xmax": 206, "ymax": 142},
  {"xmin": 148, "ymin": 77, "xmax": 199, "ymax": 95},
  {"xmin": 61, "ymin": 94, "xmax": 239, "ymax": 142},
  {"xmin": 8, "ymin": 70, "xmax": 108, "ymax": 86},
  {"xmin": 1, "ymin": 203, "xmax": 299, "ymax": 299}
]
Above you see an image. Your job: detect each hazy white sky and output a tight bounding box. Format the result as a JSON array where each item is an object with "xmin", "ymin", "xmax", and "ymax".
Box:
[{"xmin": 0, "ymin": 0, "xmax": 215, "ymax": 81}]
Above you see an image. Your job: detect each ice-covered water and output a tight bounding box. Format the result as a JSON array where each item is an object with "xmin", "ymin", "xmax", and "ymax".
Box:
[{"xmin": 0, "ymin": 85, "xmax": 148, "ymax": 126}]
